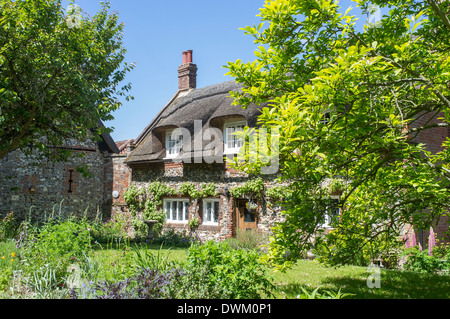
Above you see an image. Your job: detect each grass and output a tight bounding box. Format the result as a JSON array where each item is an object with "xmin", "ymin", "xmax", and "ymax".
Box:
[
  {"xmin": 90, "ymin": 241, "xmax": 188, "ymax": 265},
  {"xmin": 0, "ymin": 239, "xmax": 19, "ymax": 276},
  {"xmin": 270, "ymin": 259, "xmax": 450, "ymax": 299},
  {"xmin": 92, "ymin": 243, "xmax": 450, "ymax": 299}
]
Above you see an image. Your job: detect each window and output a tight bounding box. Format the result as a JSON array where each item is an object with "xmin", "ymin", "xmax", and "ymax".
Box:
[
  {"xmin": 223, "ymin": 121, "xmax": 245, "ymax": 154},
  {"xmin": 165, "ymin": 129, "xmax": 183, "ymax": 158},
  {"xmin": 321, "ymin": 198, "xmax": 340, "ymax": 228},
  {"xmin": 67, "ymin": 169, "xmax": 74, "ymax": 193},
  {"xmin": 319, "ymin": 112, "xmax": 331, "ymax": 124},
  {"xmin": 164, "ymin": 198, "xmax": 189, "ymax": 223},
  {"xmin": 203, "ymin": 199, "xmax": 220, "ymax": 225}
]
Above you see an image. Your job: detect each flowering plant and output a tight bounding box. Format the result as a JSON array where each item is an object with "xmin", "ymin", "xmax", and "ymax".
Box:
[{"xmin": 245, "ymin": 201, "xmax": 258, "ymax": 211}]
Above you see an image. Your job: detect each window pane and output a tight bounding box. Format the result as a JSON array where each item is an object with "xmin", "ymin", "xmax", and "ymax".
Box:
[
  {"xmin": 165, "ymin": 202, "xmax": 170, "ymax": 220},
  {"xmin": 182, "ymin": 202, "xmax": 187, "ymax": 220},
  {"xmin": 206, "ymin": 202, "xmax": 211, "ymax": 222},
  {"xmin": 244, "ymin": 207, "xmax": 255, "ymax": 222},
  {"xmin": 177, "ymin": 201, "xmax": 183, "ymax": 220},
  {"xmin": 167, "ymin": 131, "xmax": 182, "ymax": 155},
  {"xmin": 213, "ymin": 201, "xmax": 219, "ymax": 223},
  {"xmin": 172, "ymin": 201, "xmax": 177, "ymax": 220},
  {"xmin": 164, "ymin": 199, "xmax": 189, "ymax": 222},
  {"xmin": 235, "ymin": 125, "xmax": 243, "ymax": 148},
  {"xmin": 226, "ymin": 127, "xmax": 234, "ymax": 149}
]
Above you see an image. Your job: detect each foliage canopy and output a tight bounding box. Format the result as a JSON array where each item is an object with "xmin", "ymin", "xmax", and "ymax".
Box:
[
  {"xmin": 0, "ymin": 0, "xmax": 134, "ymax": 160},
  {"xmin": 226, "ymin": 0, "xmax": 450, "ymax": 268}
]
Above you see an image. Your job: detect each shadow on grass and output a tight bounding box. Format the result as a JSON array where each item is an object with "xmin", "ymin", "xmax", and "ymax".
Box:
[
  {"xmin": 320, "ymin": 269, "xmax": 450, "ymax": 299},
  {"xmin": 274, "ymin": 266, "xmax": 449, "ymax": 299}
]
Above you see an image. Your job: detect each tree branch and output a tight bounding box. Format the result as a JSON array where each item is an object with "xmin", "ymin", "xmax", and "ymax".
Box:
[{"xmin": 426, "ymin": 0, "xmax": 450, "ymax": 31}]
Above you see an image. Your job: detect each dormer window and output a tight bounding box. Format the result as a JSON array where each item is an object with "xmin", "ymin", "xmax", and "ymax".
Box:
[
  {"xmin": 223, "ymin": 121, "xmax": 246, "ymax": 154},
  {"xmin": 165, "ymin": 128, "xmax": 183, "ymax": 158}
]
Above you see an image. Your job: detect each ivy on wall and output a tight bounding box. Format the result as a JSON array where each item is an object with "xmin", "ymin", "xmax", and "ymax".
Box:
[
  {"xmin": 124, "ymin": 181, "xmax": 219, "ymax": 212},
  {"xmin": 229, "ymin": 177, "xmax": 292, "ymax": 206},
  {"xmin": 123, "ymin": 181, "xmax": 219, "ymax": 237},
  {"xmin": 122, "ymin": 178, "xmax": 292, "ymax": 238},
  {"xmin": 229, "ymin": 177, "xmax": 265, "ymax": 200}
]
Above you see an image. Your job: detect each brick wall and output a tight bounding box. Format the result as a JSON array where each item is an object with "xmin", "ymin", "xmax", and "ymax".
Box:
[
  {"xmin": 111, "ymin": 154, "xmax": 132, "ymax": 205},
  {"xmin": 403, "ymin": 110, "xmax": 450, "ymax": 247},
  {"xmin": 409, "ymin": 110, "xmax": 448, "ymax": 154}
]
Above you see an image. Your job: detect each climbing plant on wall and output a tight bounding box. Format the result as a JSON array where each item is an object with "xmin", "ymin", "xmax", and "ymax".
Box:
[
  {"xmin": 123, "ymin": 181, "xmax": 219, "ymax": 237},
  {"xmin": 229, "ymin": 177, "xmax": 292, "ymax": 208}
]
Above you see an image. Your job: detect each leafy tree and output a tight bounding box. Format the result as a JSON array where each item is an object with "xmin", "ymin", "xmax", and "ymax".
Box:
[
  {"xmin": 226, "ymin": 0, "xmax": 450, "ymax": 269},
  {"xmin": 0, "ymin": 0, "xmax": 134, "ymax": 160}
]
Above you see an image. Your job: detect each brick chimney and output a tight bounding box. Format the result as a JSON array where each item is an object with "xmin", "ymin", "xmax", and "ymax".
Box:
[{"xmin": 178, "ymin": 50, "xmax": 197, "ymax": 91}]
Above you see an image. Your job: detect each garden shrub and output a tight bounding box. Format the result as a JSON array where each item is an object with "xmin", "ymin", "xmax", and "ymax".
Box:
[
  {"xmin": 0, "ymin": 212, "xmax": 20, "ymax": 241},
  {"xmin": 171, "ymin": 262, "xmax": 226, "ymax": 299},
  {"xmin": 152, "ymin": 227, "xmax": 201, "ymax": 247},
  {"xmin": 402, "ymin": 247, "xmax": 449, "ymax": 274},
  {"xmin": 20, "ymin": 217, "xmax": 93, "ymax": 282},
  {"xmin": 86, "ymin": 268, "xmax": 181, "ymax": 299},
  {"xmin": 174, "ymin": 240, "xmax": 274, "ymax": 299},
  {"xmin": 225, "ymin": 229, "xmax": 268, "ymax": 251},
  {"xmin": 88, "ymin": 215, "xmax": 129, "ymax": 244}
]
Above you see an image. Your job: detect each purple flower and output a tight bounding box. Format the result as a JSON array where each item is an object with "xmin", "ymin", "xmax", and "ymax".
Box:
[
  {"xmin": 404, "ymin": 234, "xmax": 410, "ymax": 249},
  {"xmin": 428, "ymin": 227, "xmax": 435, "ymax": 256},
  {"xmin": 411, "ymin": 230, "xmax": 417, "ymax": 247}
]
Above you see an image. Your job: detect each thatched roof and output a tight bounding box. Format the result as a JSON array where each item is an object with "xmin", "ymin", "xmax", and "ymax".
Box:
[{"xmin": 125, "ymin": 80, "xmax": 264, "ymax": 164}]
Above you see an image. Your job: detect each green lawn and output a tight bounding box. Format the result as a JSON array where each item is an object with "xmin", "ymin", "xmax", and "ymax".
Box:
[
  {"xmin": 270, "ymin": 259, "xmax": 450, "ymax": 299},
  {"xmin": 94, "ymin": 243, "xmax": 449, "ymax": 299}
]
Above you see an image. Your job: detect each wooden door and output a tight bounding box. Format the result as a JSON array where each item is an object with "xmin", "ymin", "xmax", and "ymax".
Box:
[{"xmin": 236, "ymin": 200, "xmax": 258, "ymax": 231}]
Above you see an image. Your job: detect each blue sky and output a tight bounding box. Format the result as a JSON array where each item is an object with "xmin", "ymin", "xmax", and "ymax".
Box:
[{"xmin": 65, "ymin": 0, "xmax": 369, "ymax": 142}]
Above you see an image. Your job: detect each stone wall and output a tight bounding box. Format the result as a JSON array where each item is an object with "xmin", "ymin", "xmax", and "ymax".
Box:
[{"xmin": 0, "ymin": 145, "xmax": 114, "ymax": 223}]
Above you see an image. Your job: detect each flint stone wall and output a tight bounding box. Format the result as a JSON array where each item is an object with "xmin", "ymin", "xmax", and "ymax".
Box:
[{"xmin": 0, "ymin": 145, "xmax": 114, "ymax": 223}]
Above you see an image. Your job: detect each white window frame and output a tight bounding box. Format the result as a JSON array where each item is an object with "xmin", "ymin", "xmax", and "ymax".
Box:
[
  {"xmin": 202, "ymin": 198, "xmax": 220, "ymax": 225},
  {"xmin": 321, "ymin": 196, "xmax": 340, "ymax": 228},
  {"xmin": 223, "ymin": 121, "xmax": 246, "ymax": 155},
  {"xmin": 164, "ymin": 198, "xmax": 190, "ymax": 223},
  {"xmin": 165, "ymin": 128, "xmax": 183, "ymax": 158},
  {"xmin": 319, "ymin": 111, "xmax": 331, "ymax": 124}
]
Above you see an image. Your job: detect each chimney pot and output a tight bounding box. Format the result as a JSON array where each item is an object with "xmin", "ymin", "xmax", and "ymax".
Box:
[{"xmin": 186, "ymin": 50, "xmax": 193, "ymax": 63}]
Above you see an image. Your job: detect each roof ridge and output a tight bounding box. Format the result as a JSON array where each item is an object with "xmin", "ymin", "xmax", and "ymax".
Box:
[{"xmin": 159, "ymin": 85, "xmax": 235, "ymax": 120}]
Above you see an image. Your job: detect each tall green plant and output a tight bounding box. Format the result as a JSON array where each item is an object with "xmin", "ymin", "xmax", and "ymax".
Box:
[
  {"xmin": 178, "ymin": 241, "xmax": 274, "ymax": 299},
  {"xmin": 0, "ymin": 212, "xmax": 19, "ymax": 241},
  {"xmin": 131, "ymin": 244, "xmax": 175, "ymax": 273},
  {"xmin": 26, "ymin": 263, "xmax": 68, "ymax": 299},
  {"xmin": 20, "ymin": 217, "xmax": 93, "ymax": 282}
]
